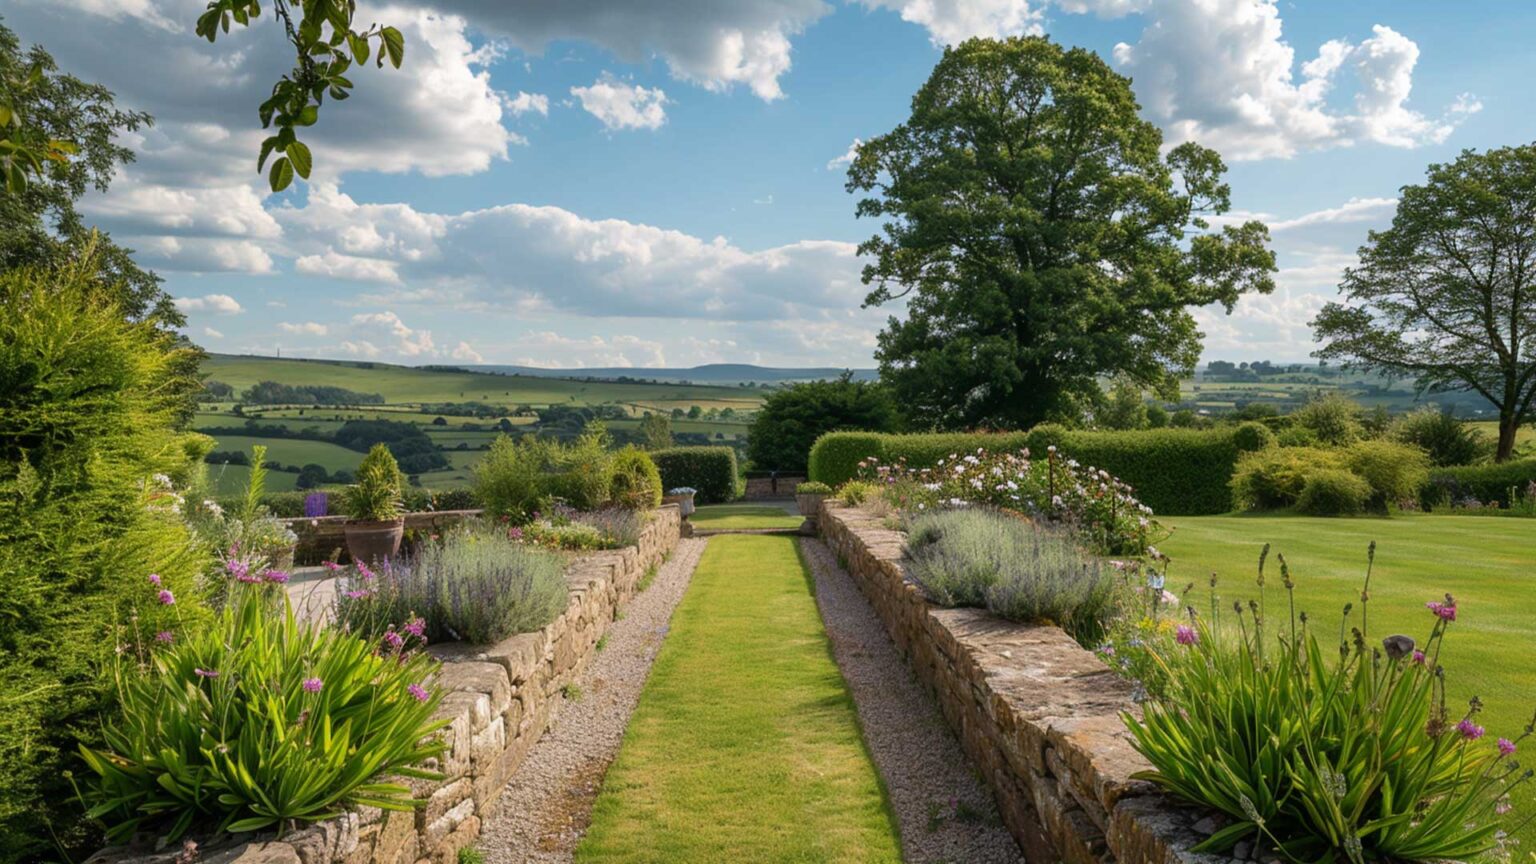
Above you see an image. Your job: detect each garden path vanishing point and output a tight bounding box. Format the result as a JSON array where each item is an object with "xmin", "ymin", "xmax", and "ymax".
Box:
[
  {"xmin": 476, "ymin": 536, "xmax": 707, "ymax": 864},
  {"xmin": 801, "ymin": 537, "xmax": 1026, "ymax": 864}
]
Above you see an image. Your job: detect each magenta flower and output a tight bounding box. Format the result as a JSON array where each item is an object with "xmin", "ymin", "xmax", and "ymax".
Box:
[
  {"xmin": 155, "ymin": 630, "xmax": 174, "ymax": 643},
  {"xmin": 158, "ymin": 589, "xmax": 175, "ymax": 605},
  {"xmin": 1426, "ymin": 597, "xmax": 1457, "ymax": 621},
  {"xmin": 403, "ymin": 616, "xmax": 426, "ymax": 638},
  {"xmin": 356, "ymin": 561, "xmax": 375, "ymax": 581},
  {"xmin": 322, "ymin": 560, "xmax": 342, "ymax": 572},
  {"xmin": 148, "ymin": 573, "xmax": 162, "ymax": 586},
  {"xmin": 408, "ymin": 683, "xmax": 430, "ymax": 702},
  {"xmin": 302, "ymin": 677, "xmax": 323, "ymax": 693},
  {"xmin": 1411, "ymin": 650, "xmax": 1426, "ymax": 665},
  {"xmin": 1175, "ymin": 625, "xmax": 1198, "ymax": 646},
  {"xmin": 1498, "ymin": 737, "xmax": 1517, "ymax": 756},
  {"xmin": 382, "ymin": 630, "xmax": 404, "ymax": 650},
  {"xmin": 194, "ymin": 668, "xmax": 218, "ymax": 679},
  {"xmin": 344, "ymin": 588, "xmax": 371, "ymax": 600},
  {"xmin": 1456, "ymin": 719, "xmax": 1485, "ymax": 740},
  {"xmin": 263, "ymin": 569, "xmax": 290, "ymax": 584}
]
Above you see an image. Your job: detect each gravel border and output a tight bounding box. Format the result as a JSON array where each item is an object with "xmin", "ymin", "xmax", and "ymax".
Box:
[
  {"xmin": 476, "ymin": 537, "xmax": 707, "ymax": 864},
  {"xmin": 801, "ymin": 537, "xmax": 1026, "ymax": 864}
]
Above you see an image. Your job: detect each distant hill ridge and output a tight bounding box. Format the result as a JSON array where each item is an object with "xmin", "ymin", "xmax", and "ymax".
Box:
[{"xmin": 469, "ymin": 363, "xmax": 880, "ymax": 384}]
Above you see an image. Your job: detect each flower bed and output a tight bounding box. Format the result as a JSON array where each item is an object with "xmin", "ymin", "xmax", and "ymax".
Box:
[{"xmin": 88, "ymin": 505, "xmax": 681, "ymax": 864}]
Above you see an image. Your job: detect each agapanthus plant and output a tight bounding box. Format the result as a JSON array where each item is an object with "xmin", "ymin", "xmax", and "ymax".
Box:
[
  {"xmin": 858, "ymin": 446, "xmax": 1162, "ymax": 554},
  {"xmin": 79, "ymin": 566, "xmax": 446, "ymax": 843},
  {"xmin": 1122, "ymin": 543, "xmax": 1534, "ymax": 862}
]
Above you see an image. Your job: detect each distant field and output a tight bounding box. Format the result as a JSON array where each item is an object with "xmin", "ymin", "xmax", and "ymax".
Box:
[
  {"xmin": 204, "ymin": 463, "xmax": 299, "ymax": 496},
  {"xmin": 204, "ymin": 355, "xmax": 761, "ymax": 409},
  {"xmin": 207, "ymin": 435, "xmax": 364, "ymax": 472}
]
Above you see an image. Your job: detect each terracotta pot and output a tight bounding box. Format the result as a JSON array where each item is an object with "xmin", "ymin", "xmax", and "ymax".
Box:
[
  {"xmin": 344, "ymin": 517, "xmax": 405, "ymax": 566},
  {"xmin": 796, "ymin": 493, "xmax": 827, "ymax": 517}
]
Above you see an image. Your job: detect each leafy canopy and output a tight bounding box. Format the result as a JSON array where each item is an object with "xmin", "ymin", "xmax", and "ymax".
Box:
[
  {"xmin": 848, "ymin": 36, "xmax": 1275, "ymax": 430},
  {"xmin": 195, "ymin": 0, "xmax": 404, "ymax": 191},
  {"xmin": 1313, "ymin": 144, "xmax": 1536, "ymax": 461},
  {"xmin": 0, "ymin": 22, "xmax": 176, "ymax": 325}
]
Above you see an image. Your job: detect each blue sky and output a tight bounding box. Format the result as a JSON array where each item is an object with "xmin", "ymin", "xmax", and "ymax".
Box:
[{"xmin": 8, "ymin": 0, "xmax": 1535, "ymax": 368}]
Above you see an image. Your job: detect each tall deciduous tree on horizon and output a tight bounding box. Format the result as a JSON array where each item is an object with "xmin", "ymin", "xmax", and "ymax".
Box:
[
  {"xmin": 847, "ymin": 36, "xmax": 1276, "ymax": 430},
  {"xmin": 1313, "ymin": 144, "xmax": 1536, "ymax": 462}
]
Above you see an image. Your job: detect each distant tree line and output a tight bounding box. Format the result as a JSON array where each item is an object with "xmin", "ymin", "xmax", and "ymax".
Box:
[{"xmin": 238, "ymin": 380, "xmax": 385, "ymax": 405}]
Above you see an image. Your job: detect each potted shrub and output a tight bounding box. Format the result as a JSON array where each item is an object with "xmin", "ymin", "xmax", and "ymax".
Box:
[
  {"xmin": 343, "ymin": 444, "xmax": 406, "ymax": 565},
  {"xmin": 796, "ymin": 481, "xmax": 833, "ymax": 516}
]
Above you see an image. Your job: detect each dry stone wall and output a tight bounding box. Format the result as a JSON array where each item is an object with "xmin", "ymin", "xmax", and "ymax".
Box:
[
  {"xmin": 90, "ymin": 505, "xmax": 681, "ymax": 864},
  {"xmin": 817, "ymin": 501, "xmax": 1234, "ymax": 864}
]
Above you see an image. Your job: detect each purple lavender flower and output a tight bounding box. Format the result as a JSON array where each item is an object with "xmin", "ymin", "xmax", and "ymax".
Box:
[
  {"xmin": 303, "ymin": 491, "xmax": 329, "ymax": 518},
  {"xmin": 1498, "ymin": 737, "xmax": 1517, "ymax": 756},
  {"xmin": 158, "ymin": 589, "xmax": 175, "ymax": 605},
  {"xmin": 1456, "ymin": 719, "xmax": 1485, "ymax": 740},
  {"xmin": 408, "ymin": 683, "xmax": 430, "ymax": 702},
  {"xmin": 302, "ymin": 677, "xmax": 323, "ymax": 693}
]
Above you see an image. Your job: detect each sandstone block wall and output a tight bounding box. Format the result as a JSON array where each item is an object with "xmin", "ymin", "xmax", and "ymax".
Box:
[
  {"xmin": 91, "ymin": 505, "xmax": 681, "ymax": 864},
  {"xmin": 817, "ymin": 501, "xmax": 1233, "ymax": 864}
]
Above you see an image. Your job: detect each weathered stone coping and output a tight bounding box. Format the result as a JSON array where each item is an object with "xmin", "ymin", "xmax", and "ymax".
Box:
[
  {"xmin": 89, "ymin": 505, "xmax": 682, "ymax": 864},
  {"xmin": 817, "ymin": 501, "xmax": 1232, "ymax": 864}
]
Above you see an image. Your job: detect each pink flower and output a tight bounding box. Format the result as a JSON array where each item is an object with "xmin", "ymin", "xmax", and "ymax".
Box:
[
  {"xmin": 158, "ymin": 589, "xmax": 175, "ymax": 606},
  {"xmin": 382, "ymin": 630, "xmax": 404, "ymax": 650},
  {"xmin": 403, "ymin": 616, "xmax": 426, "ymax": 639},
  {"xmin": 263, "ymin": 570, "xmax": 290, "ymax": 584},
  {"xmin": 322, "ymin": 560, "xmax": 342, "ymax": 572},
  {"xmin": 148, "ymin": 573, "xmax": 162, "ymax": 586},
  {"xmin": 1175, "ymin": 625, "xmax": 1198, "ymax": 646},
  {"xmin": 1456, "ymin": 719, "xmax": 1484, "ymax": 740},
  {"xmin": 1411, "ymin": 650, "xmax": 1426, "ymax": 665},
  {"xmin": 356, "ymin": 561, "xmax": 375, "ymax": 581},
  {"xmin": 194, "ymin": 668, "xmax": 218, "ymax": 679},
  {"xmin": 155, "ymin": 631, "xmax": 174, "ymax": 643},
  {"xmin": 302, "ymin": 677, "xmax": 323, "ymax": 693},
  {"xmin": 1496, "ymin": 800, "xmax": 1513, "ymax": 816},
  {"xmin": 1498, "ymin": 738, "xmax": 1517, "ymax": 756},
  {"xmin": 344, "ymin": 589, "xmax": 371, "ymax": 600},
  {"xmin": 408, "ymin": 683, "xmax": 430, "ymax": 702},
  {"xmin": 1426, "ymin": 597, "xmax": 1457, "ymax": 621}
]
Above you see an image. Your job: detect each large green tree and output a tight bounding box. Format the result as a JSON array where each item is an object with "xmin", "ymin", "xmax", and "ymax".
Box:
[
  {"xmin": 747, "ymin": 374, "xmax": 899, "ymax": 473},
  {"xmin": 848, "ymin": 36, "xmax": 1275, "ymax": 430},
  {"xmin": 0, "ymin": 21, "xmax": 175, "ymax": 325},
  {"xmin": 1313, "ymin": 145, "xmax": 1536, "ymax": 462}
]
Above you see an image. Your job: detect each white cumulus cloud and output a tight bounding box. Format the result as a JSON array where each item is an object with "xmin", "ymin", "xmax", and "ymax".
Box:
[
  {"xmin": 174, "ymin": 293, "xmax": 244, "ymax": 314},
  {"xmin": 571, "ymin": 75, "xmax": 670, "ymax": 131}
]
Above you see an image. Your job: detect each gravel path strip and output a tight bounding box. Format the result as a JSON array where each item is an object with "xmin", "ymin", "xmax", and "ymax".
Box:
[
  {"xmin": 476, "ymin": 537, "xmax": 708, "ymax": 864},
  {"xmin": 800, "ymin": 537, "xmax": 1026, "ymax": 864}
]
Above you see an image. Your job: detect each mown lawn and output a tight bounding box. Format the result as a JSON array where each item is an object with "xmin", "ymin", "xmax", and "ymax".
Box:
[
  {"xmin": 689, "ymin": 503, "xmax": 804, "ymax": 530},
  {"xmin": 1163, "ymin": 513, "xmax": 1536, "ymax": 846},
  {"xmin": 576, "ymin": 536, "xmax": 902, "ymax": 863}
]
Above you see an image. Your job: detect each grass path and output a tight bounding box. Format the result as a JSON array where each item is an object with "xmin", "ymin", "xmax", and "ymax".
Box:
[
  {"xmin": 575, "ymin": 535, "xmax": 902, "ymax": 863},
  {"xmin": 688, "ymin": 503, "xmax": 804, "ymax": 531},
  {"xmin": 1163, "ymin": 514, "xmax": 1536, "ymax": 847}
]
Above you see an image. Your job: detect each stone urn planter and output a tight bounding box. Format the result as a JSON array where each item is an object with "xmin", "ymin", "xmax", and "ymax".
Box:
[
  {"xmin": 796, "ymin": 482, "xmax": 833, "ymax": 517},
  {"xmin": 664, "ymin": 487, "xmax": 697, "ymax": 518},
  {"xmin": 344, "ymin": 517, "xmax": 405, "ymax": 565}
]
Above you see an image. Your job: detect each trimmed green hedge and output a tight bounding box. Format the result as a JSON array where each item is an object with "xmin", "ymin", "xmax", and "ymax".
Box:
[
  {"xmin": 1421, "ymin": 457, "xmax": 1536, "ymax": 508},
  {"xmin": 808, "ymin": 423, "xmax": 1274, "ymax": 516},
  {"xmin": 652, "ymin": 446, "xmax": 739, "ymax": 504}
]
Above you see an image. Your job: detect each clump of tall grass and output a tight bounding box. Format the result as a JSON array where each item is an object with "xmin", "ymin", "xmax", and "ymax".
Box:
[
  {"xmin": 335, "ymin": 525, "xmax": 567, "ymax": 645},
  {"xmin": 905, "ymin": 508, "xmax": 1119, "ymax": 645}
]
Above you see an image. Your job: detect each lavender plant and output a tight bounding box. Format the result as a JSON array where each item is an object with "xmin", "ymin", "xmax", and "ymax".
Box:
[
  {"xmin": 1123, "ymin": 544, "xmax": 1534, "ymax": 861},
  {"xmin": 334, "ymin": 526, "xmax": 567, "ymax": 645},
  {"xmin": 905, "ymin": 508, "xmax": 1121, "ymax": 645}
]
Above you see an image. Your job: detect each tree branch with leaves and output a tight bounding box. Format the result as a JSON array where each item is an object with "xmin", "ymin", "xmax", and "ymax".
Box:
[{"xmin": 196, "ymin": 0, "xmax": 403, "ymax": 191}]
